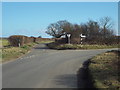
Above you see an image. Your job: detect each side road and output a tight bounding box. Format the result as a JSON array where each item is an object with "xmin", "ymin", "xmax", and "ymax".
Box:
[{"xmin": 2, "ymin": 43, "xmax": 118, "ymax": 88}]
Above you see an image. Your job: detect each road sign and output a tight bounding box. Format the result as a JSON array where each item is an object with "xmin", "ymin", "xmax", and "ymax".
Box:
[
  {"xmin": 80, "ymin": 34, "xmax": 86, "ymax": 38},
  {"xmin": 67, "ymin": 34, "xmax": 71, "ymax": 37},
  {"xmin": 80, "ymin": 34, "xmax": 86, "ymax": 45}
]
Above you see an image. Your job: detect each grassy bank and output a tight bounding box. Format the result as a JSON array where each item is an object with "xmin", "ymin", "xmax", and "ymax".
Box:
[
  {"xmin": 47, "ymin": 42, "xmax": 119, "ymax": 50},
  {"xmin": 89, "ymin": 50, "xmax": 120, "ymax": 89},
  {"xmin": 1, "ymin": 42, "xmax": 37, "ymax": 63},
  {"xmin": 1, "ymin": 39, "xmax": 54, "ymax": 63}
]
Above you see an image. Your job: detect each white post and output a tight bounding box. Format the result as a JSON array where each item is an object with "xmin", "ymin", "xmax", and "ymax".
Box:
[
  {"xmin": 18, "ymin": 39, "xmax": 21, "ymax": 47},
  {"xmin": 67, "ymin": 34, "xmax": 71, "ymax": 44},
  {"xmin": 68, "ymin": 37, "xmax": 70, "ymax": 44},
  {"xmin": 18, "ymin": 43, "xmax": 20, "ymax": 47}
]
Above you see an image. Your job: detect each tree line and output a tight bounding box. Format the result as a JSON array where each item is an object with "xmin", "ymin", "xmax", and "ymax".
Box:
[{"xmin": 46, "ymin": 17, "xmax": 118, "ymax": 45}]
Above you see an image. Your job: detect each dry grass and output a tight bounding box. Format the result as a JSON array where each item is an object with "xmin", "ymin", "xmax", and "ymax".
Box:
[
  {"xmin": 47, "ymin": 42, "xmax": 119, "ymax": 50},
  {"xmin": 1, "ymin": 42, "xmax": 37, "ymax": 63},
  {"xmin": 1, "ymin": 39, "xmax": 54, "ymax": 63},
  {"xmin": 1, "ymin": 47, "xmax": 28, "ymax": 63},
  {"xmin": 89, "ymin": 50, "xmax": 120, "ymax": 89}
]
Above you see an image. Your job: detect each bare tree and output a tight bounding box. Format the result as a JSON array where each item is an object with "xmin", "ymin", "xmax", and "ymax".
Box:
[
  {"xmin": 46, "ymin": 20, "xmax": 72, "ymax": 38},
  {"xmin": 99, "ymin": 17, "xmax": 114, "ymax": 37},
  {"xmin": 46, "ymin": 17, "xmax": 115, "ymax": 45},
  {"xmin": 87, "ymin": 20, "xmax": 100, "ymax": 37},
  {"xmin": 46, "ymin": 23, "xmax": 63, "ymax": 38}
]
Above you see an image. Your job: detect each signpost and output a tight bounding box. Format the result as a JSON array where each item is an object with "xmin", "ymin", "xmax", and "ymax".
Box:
[
  {"xmin": 80, "ymin": 34, "xmax": 86, "ymax": 38},
  {"xmin": 67, "ymin": 34, "xmax": 71, "ymax": 44},
  {"xmin": 80, "ymin": 34, "xmax": 86, "ymax": 47}
]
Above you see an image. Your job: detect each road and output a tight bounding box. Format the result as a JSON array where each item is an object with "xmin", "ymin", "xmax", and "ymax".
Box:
[{"xmin": 2, "ymin": 44, "xmax": 117, "ymax": 88}]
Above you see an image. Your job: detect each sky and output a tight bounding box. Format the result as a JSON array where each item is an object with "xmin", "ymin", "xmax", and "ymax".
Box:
[{"xmin": 2, "ymin": 2, "xmax": 118, "ymax": 38}]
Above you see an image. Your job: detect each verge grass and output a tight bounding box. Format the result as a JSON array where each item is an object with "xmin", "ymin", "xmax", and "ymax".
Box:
[
  {"xmin": 1, "ymin": 42, "xmax": 37, "ymax": 63},
  {"xmin": 89, "ymin": 50, "xmax": 120, "ymax": 89},
  {"xmin": 39, "ymin": 40, "xmax": 54, "ymax": 44},
  {"xmin": 47, "ymin": 42, "xmax": 119, "ymax": 50},
  {"xmin": 1, "ymin": 39, "xmax": 54, "ymax": 63}
]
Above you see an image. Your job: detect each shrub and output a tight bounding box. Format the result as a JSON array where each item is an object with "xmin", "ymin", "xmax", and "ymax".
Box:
[
  {"xmin": 8, "ymin": 35, "xmax": 35, "ymax": 47},
  {"xmin": 8, "ymin": 35, "xmax": 55, "ymax": 47},
  {"xmin": 8, "ymin": 35, "xmax": 30, "ymax": 47}
]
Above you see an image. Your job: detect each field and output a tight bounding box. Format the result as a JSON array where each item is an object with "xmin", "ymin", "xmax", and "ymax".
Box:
[{"xmin": 89, "ymin": 50, "xmax": 120, "ymax": 89}]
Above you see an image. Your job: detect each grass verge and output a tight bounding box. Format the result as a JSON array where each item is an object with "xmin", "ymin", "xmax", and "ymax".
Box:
[
  {"xmin": 47, "ymin": 42, "xmax": 119, "ymax": 50},
  {"xmin": 1, "ymin": 42, "xmax": 37, "ymax": 63},
  {"xmin": 0, "ymin": 39, "xmax": 54, "ymax": 63},
  {"xmin": 1, "ymin": 39, "xmax": 55, "ymax": 63},
  {"xmin": 89, "ymin": 50, "xmax": 120, "ymax": 89}
]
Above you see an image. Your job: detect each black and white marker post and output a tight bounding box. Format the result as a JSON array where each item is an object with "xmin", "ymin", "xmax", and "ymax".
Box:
[{"xmin": 80, "ymin": 34, "xmax": 86, "ymax": 47}]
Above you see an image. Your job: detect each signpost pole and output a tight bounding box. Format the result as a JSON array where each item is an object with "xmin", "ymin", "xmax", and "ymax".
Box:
[
  {"xmin": 81, "ymin": 38, "xmax": 82, "ymax": 45},
  {"xmin": 80, "ymin": 34, "xmax": 86, "ymax": 47},
  {"xmin": 67, "ymin": 34, "xmax": 71, "ymax": 44},
  {"xmin": 68, "ymin": 36, "xmax": 70, "ymax": 44}
]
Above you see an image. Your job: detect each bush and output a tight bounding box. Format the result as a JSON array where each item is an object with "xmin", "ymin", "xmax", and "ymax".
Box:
[
  {"xmin": 8, "ymin": 35, "xmax": 40, "ymax": 47},
  {"xmin": 8, "ymin": 35, "xmax": 28, "ymax": 47}
]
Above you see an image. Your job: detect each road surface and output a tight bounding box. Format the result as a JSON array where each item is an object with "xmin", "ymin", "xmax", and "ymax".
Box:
[{"xmin": 2, "ymin": 44, "xmax": 117, "ymax": 88}]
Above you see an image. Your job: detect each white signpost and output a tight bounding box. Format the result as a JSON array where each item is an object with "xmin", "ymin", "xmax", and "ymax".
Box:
[
  {"xmin": 80, "ymin": 34, "xmax": 86, "ymax": 38},
  {"xmin": 67, "ymin": 34, "xmax": 71, "ymax": 44},
  {"xmin": 80, "ymin": 34, "xmax": 86, "ymax": 46}
]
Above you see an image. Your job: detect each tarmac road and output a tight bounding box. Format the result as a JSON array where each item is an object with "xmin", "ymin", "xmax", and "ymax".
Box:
[{"xmin": 2, "ymin": 43, "xmax": 118, "ymax": 88}]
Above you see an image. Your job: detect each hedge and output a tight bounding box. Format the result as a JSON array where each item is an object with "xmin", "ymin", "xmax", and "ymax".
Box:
[{"xmin": 8, "ymin": 35, "xmax": 54, "ymax": 47}]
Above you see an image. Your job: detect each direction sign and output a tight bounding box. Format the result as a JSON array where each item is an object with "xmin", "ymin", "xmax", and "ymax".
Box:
[
  {"xmin": 67, "ymin": 34, "xmax": 71, "ymax": 37},
  {"xmin": 80, "ymin": 34, "xmax": 86, "ymax": 38}
]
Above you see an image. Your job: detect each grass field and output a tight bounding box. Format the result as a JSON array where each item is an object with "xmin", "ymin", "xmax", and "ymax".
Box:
[{"xmin": 89, "ymin": 50, "xmax": 120, "ymax": 89}]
